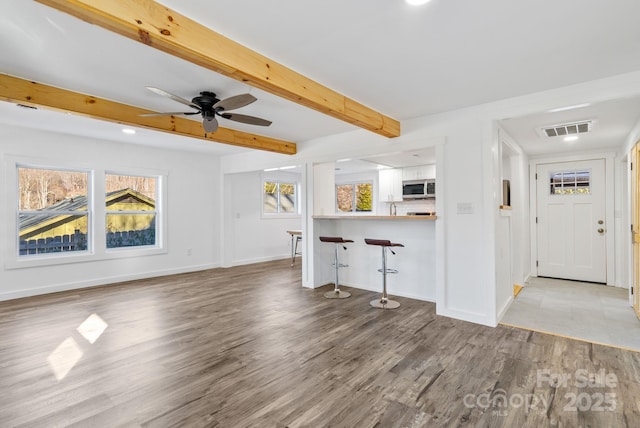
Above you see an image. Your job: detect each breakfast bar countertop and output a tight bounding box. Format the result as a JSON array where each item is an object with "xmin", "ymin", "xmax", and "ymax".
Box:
[{"xmin": 312, "ymin": 215, "xmax": 437, "ymax": 220}]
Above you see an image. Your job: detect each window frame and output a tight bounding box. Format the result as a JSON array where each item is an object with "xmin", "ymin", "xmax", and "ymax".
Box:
[
  {"xmin": 5, "ymin": 156, "xmax": 167, "ymax": 270},
  {"xmin": 549, "ymin": 169, "xmax": 592, "ymax": 195},
  {"xmin": 105, "ymin": 172, "xmax": 160, "ymax": 251},
  {"xmin": 335, "ymin": 180, "xmax": 374, "ymax": 213},
  {"xmin": 16, "ymin": 164, "xmax": 93, "ymax": 259},
  {"xmin": 261, "ymin": 175, "xmax": 300, "ymax": 218}
]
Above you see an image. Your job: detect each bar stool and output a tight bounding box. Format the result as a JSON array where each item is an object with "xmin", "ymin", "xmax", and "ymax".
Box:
[
  {"xmin": 319, "ymin": 236, "xmax": 353, "ymax": 299},
  {"xmin": 365, "ymin": 238, "xmax": 403, "ymax": 309}
]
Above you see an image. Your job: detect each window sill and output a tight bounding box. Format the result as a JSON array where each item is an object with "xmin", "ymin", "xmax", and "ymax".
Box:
[
  {"xmin": 5, "ymin": 246, "xmax": 167, "ymax": 270},
  {"xmin": 260, "ymin": 213, "xmax": 301, "ymax": 220}
]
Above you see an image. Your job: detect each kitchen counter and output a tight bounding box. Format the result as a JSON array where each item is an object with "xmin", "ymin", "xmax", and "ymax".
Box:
[
  {"xmin": 312, "ymin": 215, "xmax": 436, "ymax": 302},
  {"xmin": 313, "ymin": 215, "xmax": 437, "ymax": 220}
]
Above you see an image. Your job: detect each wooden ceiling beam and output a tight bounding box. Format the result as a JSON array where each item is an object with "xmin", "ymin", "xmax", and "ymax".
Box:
[
  {"xmin": 34, "ymin": 0, "xmax": 401, "ymax": 138},
  {"xmin": 0, "ymin": 74, "xmax": 297, "ymax": 155}
]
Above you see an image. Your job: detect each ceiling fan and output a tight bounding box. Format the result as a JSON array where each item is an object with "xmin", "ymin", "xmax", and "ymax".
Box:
[{"xmin": 141, "ymin": 87, "xmax": 272, "ymax": 133}]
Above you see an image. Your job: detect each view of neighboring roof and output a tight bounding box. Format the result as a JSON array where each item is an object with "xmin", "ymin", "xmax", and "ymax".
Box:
[{"xmin": 19, "ymin": 188, "xmax": 155, "ymax": 233}]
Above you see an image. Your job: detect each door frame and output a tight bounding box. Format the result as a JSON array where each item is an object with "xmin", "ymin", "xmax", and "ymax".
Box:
[
  {"xmin": 630, "ymin": 142, "xmax": 640, "ymax": 317},
  {"xmin": 529, "ymin": 152, "xmax": 616, "ymax": 285}
]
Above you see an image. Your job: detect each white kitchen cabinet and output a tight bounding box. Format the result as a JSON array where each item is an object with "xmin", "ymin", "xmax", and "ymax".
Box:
[
  {"xmin": 378, "ymin": 168, "xmax": 403, "ymax": 202},
  {"xmin": 402, "ymin": 164, "xmax": 436, "ymax": 180}
]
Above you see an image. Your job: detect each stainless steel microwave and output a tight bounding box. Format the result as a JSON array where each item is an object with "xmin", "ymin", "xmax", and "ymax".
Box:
[{"xmin": 402, "ymin": 179, "xmax": 435, "ymax": 199}]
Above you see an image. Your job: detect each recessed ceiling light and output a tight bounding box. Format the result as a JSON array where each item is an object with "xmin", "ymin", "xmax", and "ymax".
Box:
[
  {"xmin": 564, "ymin": 136, "xmax": 579, "ymax": 142},
  {"xmin": 547, "ymin": 103, "xmax": 590, "ymax": 113},
  {"xmin": 122, "ymin": 128, "xmax": 136, "ymax": 135},
  {"xmin": 405, "ymin": 0, "xmax": 431, "ymax": 5}
]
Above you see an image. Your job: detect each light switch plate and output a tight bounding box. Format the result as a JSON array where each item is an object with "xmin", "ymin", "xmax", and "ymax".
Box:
[{"xmin": 457, "ymin": 202, "xmax": 474, "ymax": 214}]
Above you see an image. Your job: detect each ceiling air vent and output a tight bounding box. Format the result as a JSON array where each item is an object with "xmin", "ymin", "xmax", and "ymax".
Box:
[{"xmin": 542, "ymin": 121, "xmax": 592, "ymax": 137}]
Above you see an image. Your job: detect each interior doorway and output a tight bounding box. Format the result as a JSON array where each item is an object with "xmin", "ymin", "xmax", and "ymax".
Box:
[
  {"xmin": 536, "ymin": 159, "xmax": 607, "ymax": 283},
  {"xmin": 631, "ymin": 143, "xmax": 640, "ymax": 319}
]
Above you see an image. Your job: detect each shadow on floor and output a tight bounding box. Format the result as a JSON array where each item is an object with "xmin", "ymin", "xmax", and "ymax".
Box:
[{"xmin": 500, "ymin": 277, "xmax": 640, "ymax": 352}]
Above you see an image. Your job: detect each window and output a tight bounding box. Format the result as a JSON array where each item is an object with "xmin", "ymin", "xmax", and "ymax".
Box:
[
  {"xmin": 263, "ymin": 181, "xmax": 297, "ymax": 214},
  {"xmin": 336, "ymin": 182, "xmax": 373, "ymax": 212},
  {"xmin": 550, "ymin": 170, "xmax": 590, "ymax": 195},
  {"xmin": 105, "ymin": 174, "xmax": 158, "ymax": 249},
  {"xmin": 13, "ymin": 161, "xmax": 165, "ymax": 265},
  {"xmin": 18, "ymin": 167, "xmax": 90, "ymax": 256}
]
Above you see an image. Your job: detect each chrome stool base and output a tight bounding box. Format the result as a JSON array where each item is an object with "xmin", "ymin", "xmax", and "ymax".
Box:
[
  {"xmin": 365, "ymin": 238, "xmax": 404, "ymax": 311},
  {"xmin": 319, "ymin": 236, "xmax": 354, "ymax": 300},
  {"xmin": 370, "ymin": 298, "xmax": 400, "ymax": 309},
  {"xmin": 325, "ymin": 289, "xmax": 351, "ymax": 299}
]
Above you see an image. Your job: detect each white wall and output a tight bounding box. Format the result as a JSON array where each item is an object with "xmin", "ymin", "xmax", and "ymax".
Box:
[
  {"xmin": 0, "ymin": 124, "xmax": 221, "ymax": 301},
  {"xmin": 313, "ymin": 163, "xmax": 335, "ymax": 215},
  {"xmin": 222, "ymin": 170, "xmax": 302, "ymax": 266}
]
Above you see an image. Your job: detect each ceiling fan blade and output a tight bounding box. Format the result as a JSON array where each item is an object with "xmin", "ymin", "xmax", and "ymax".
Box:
[
  {"xmin": 213, "ymin": 93, "xmax": 257, "ymax": 111},
  {"xmin": 140, "ymin": 111, "xmax": 195, "ymax": 117},
  {"xmin": 221, "ymin": 113, "xmax": 272, "ymax": 126},
  {"xmin": 202, "ymin": 116, "xmax": 219, "ymax": 133},
  {"xmin": 145, "ymin": 86, "xmax": 200, "ymax": 110}
]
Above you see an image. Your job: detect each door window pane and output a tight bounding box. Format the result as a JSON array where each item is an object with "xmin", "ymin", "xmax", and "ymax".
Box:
[{"xmin": 550, "ymin": 170, "xmax": 590, "ymax": 195}]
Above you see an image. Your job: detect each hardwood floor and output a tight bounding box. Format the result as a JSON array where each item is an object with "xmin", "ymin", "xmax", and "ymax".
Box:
[{"xmin": 1, "ymin": 259, "xmax": 639, "ymax": 427}]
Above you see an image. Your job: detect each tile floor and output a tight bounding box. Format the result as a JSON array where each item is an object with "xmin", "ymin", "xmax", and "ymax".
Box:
[{"xmin": 500, "ymin": 276, "xmax": 640, "ymax": 352}]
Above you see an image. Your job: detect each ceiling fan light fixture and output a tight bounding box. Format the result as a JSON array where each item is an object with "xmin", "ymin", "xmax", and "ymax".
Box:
[{"xmin": 142, "ymin": 87, "xmax": 271, "ymax": 133}]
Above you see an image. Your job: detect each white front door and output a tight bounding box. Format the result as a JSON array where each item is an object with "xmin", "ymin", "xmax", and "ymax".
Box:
[{"xmin": 536, "ymin": 159, "xmax": 607, "ymax": 283}]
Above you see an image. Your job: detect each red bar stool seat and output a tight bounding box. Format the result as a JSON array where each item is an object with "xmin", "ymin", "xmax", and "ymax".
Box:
[
  {"xmin": 319, "ymin": 236, "xmax": 353, "ymax": 299},
  {"xmin": 364, "ymin": 238, "xmax": 403, "ymax": 309}
]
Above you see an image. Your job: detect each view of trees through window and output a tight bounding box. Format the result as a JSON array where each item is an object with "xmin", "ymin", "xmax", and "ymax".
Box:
[
  {"xmin": 264, "ymin": 181, "xmax": 297, "ymax": 214},
  {"xmin": 106, "ymin": 174, "xmax": 156, "ymax": 200},
  {"xmin": 19, "ymin": 167, "xmax": 88, "ymax": 210},
  {"xmin": 337, "ymin": 183, "xmax": 372, "ymax": 212}
]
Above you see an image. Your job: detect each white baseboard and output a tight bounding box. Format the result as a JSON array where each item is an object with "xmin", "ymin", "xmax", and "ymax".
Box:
[
  {"xmin": 319, "ymin": 281, "xmax": 436, "ymax": 303},
  {"xmin": 231, "ymin": 253, "xmax": 292, "ymax": 267},
  {"xmin": 437, "ymin": 305, "xmax": 496, "ymax": 327},
  {"xmin": 0, "ymin": 263, "xmax": 219, "ymax": 302}
]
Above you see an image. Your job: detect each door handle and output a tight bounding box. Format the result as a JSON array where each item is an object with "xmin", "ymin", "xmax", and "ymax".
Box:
[{"xmin": 597, "ymin": 228, "xmax": 605, "ymax": 234}]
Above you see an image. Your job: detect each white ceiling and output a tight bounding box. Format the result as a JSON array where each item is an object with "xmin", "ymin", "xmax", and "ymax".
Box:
[
  {"xmin": 1, "ymin": 0, "xmax": 640, "ymax": 157},
  {"xmin": 336, "ymin": 147, "xmax": 436, "ymax": 175},
  {"xmin": 499, "ymin": 96, "xmax": 640, "ymax": 156}
]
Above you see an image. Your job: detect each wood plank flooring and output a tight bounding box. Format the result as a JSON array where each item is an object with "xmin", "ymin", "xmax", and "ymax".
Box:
[{"xmin": 1, "ymin": 259, "xmax": 639, "ymax": 427}]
